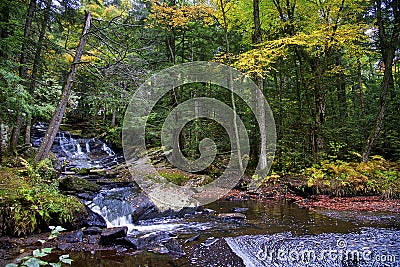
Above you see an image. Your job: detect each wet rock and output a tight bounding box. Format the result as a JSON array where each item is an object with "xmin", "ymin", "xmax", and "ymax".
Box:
[
  {"xmin": 57, "ymin": 243, "xmax": 71, "ymax": 251},
  {"xmin": 82, "ymin": 226, "xmax": 102, "ymax": 235},
  {"xmin": 230, "ymin": 207, "xmax": 249, "ymax": 213},
  {"xmin": 185, "ymin": 234, "xmax": 200, "ymax": 244},
  {"xmin": 76, "ymin": 192, "xmax": 96, "ymax": 200},
  {"xmin": 70, "ymin": 168, "xmax": 90, "ymax": 175},
  {"xmin": 59, "ymin": 230, "xmax": 83, "ymax": 243},
  {"xmin": 202, "ymin": 237, "xmax": 219, "ymax": 247},
  {"xmin": 89, "ymin": 169, "xmax": 106, "ymax": 175},
  {"xmin": 88, "ymin": 235, "xmax": 99, "ymax": 244},
  {"xmin": 99, "ymin": 227, "xmax": 128, "ymax": 245},
  {"xmin": 131, "ymin": 193, "xmax": 203, "ymax": 222},
  {"xmin": 226, "ymin": 195, "xmax": 250, "ymax": 201},
  {"xmin": 75, "ymin": 206, "xmax": 107, "ymax": 229},
  {"xmin": 165, "ymin": 239, "xmax": 185, "ymax": 258},
  {"xmin": 203, "ymin": 208, "xmax": 215, "ymax": 214},
  {"xmin": 59, "ymin": 176, "xmax": 100, "ymax": 192},
  {"xmin": 150, "ymin": 244, "xmax": 169, "ymax": 254},
  {"xmin": 115, "ymin": 237, "xmax": 137, "ymax": 249},
  {"xmin": 217, "ymin": 213, "xmax": 246, "ymax": 220},
  {"xmin": 130, "ymin": 193, "xmax": 159, "ymax": 222},
  {"xmin": 118, "ymin": 232, "xmax": 172, "ymax": 250}
]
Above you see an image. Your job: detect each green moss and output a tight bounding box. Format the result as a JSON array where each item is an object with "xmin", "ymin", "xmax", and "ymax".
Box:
[
  {"xmin": 158, "ymin": 169, "xmax": 191, "ymax": 186},
  {"xmin": 0, "ymin": 168, "xmax": 84, "ymax": 236},
  {"xmin": 59, "ymin": 175, "xmax": 100, "ymax": 192}
]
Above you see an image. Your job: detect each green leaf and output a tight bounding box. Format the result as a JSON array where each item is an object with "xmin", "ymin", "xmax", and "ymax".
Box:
[
  {"xmin": 22, "ymin": 257, "xmax": 47, "ymax": 267},
  {"xmin": 5, "ymin": 263, "xmax": 18, "ymax": 267},
  {"xmin": 59, "ymin": 254, "xmax": 73, "ymax": 264},
  {"xmin": 32, "ymin": 249, "xmax": 48, "ymax": 257},
  {"xmin": 42, "ymin": 247, "xmax": 53, "ymax": 253}
]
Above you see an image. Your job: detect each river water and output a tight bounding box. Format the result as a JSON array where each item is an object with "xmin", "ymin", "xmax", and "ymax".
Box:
[{"xmin": 32, "ymin": 124, "xmax": 400, "ymax": 267}]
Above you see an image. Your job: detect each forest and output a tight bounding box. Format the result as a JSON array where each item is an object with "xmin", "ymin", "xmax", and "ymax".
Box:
[{"xmin": 0, "ymin": 0, "xmax": 399, "ymax": 266}]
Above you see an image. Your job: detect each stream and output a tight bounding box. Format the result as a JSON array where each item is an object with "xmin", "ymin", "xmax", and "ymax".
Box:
[{"xmin": 32, "ymin": 124, "xmax": 400, "ymax": 267}]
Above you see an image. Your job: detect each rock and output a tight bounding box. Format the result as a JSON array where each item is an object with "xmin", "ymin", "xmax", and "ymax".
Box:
[
  {"xmin": 61, "ymin": 171, "xmax": 76, "ymax": 175},
  {"xmin": 99, "ymin": 227, "xmax": 128, "ymax": 245},
  {"xmin": 88, "ymin": 235, "xmax": 99, "ymax": 244},
  {"xmin": 70, "ymin": 168, "xmax": 90, "ymax": 175},
  {"xmin": 82, "ymin": 227, "xmax": 102, "ymax": 235},
  {"xmin": 89, "ymin": 169, "xmax": 107, "ymax": 175},
  {"xmin": 57, "ymin": 243, "xmax": 71, "ymax": 251},
  {"xmin": 185, "ymin": 234, "xmax": 200, "ymax": 244},
  {"xmin": 130, "ymin": 193, "xmax": 159, "ymax": 222},
  {"xmin": 230, "ymin": 207, "xmax": 249, "ymax": 213},
  {"xmin": 59, "ymin": 176, "xmax": 100, "ymax": 192},
  {"xmin": 115, "ymin": 237, "xmax": 138, "ymax": 249},
  {"xmin": 59, "ymin": 230, "xmax": 83, "ymax": 243},
  {"xmin": 130, "ymin": 193, "xmax": 203, "ymax": 222},
  {"xmin": 117, "ymin": 232, "xmax": 171, "ymax": 250},
  {"xmin": 217, "ymin": 213, "xmax": 246, "ymax": 220},
  {"xmin": 203, "ymin": 208, "xmax": 215, "ymax": 214},
  {"xmin": 150, "ymin": 244, "xmax": 169, "ymax": 254},
  {"xmin": 75, "ymin": 206, "xmax": 107, "ymax": 229},
  {"xmin": 164, "ymin": 239, "xmax": 185, "ymax": 258},
  {"xmin": 76, "ymin": 192, "xmax": 96, "ymax": 200}
]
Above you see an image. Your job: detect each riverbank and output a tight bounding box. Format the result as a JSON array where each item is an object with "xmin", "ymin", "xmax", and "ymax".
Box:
[{"xmin": 224, "ymin": 189, "xmax": 400, "ymax": 213}]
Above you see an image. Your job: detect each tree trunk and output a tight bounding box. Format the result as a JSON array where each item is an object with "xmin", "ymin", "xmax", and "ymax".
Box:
[
  {"xmin": 362, "ymin": 0, "xmax": 399, "ymax": 162},
  {"xmin": 362, "ymin": 53, "xmax": 395, "ymax": 162},
  {"xmin": 357, "ymin": 58, "xmax": 366, "ymax": 117},
  {"xmin": 111, "ymin": 107, "xmax": 117, "ymax": 127},
  {"xmin": 34, "ymin": 12, "xmax": 92, "ymax": 164},
  {"xmin": 10, "ymin": 0, "xmax": 36, "ymax": 151},
  {"xmin": 25, "ymin": 0, "xmax": 52, "ymax": 145},
  {"xmin": 219, "ymin": 0, "xmax": 243, "ymax": 174},
  {"xmin": 0, "ymin": 122, "xmax": 9, "ymax": 162},
  {"xmin": 253, "ymin": 0, "xmax": 267, "ymax": 174}
]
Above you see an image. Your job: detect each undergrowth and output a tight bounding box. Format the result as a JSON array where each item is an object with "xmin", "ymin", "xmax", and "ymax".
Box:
[
  {"xmin": 0, "ymin": 157, "xmax": 84, "ymax": 236},
  {"xmin": 267, "ymin": 155, "xmax": 400, "ymax": 198}
]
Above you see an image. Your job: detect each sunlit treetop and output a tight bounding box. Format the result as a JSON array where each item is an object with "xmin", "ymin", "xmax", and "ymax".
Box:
[{"xmin": 147, "ymin": 0, "xmax": 215, "ymax": 30}]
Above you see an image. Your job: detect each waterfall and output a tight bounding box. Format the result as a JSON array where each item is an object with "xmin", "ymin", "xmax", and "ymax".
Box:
[
  {"xmin": 85, "ymin": 140, "xmax": 91, "ymax": 153},
  {"xmin": 76, "ymin": 143, "xmax": 82, "ymax": 154},
  {"xmin": 30, "ymin": 122, "xmax": 123, "ymax": 171},
  {"xmin": 87, "ymin": 187, "xmax": 135, "ymax": 232},
  {"xmin": 102, "ymin": 143, "xmax": 115, "ymax": 156}
]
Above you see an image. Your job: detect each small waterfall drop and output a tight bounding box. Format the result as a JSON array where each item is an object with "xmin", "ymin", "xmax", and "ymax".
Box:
[
  {"xmin": 31, "ymin": 122, "xmax": 123, "ymax": 171},
  {"xmin": 85, "ymin": 140, "xmax": 91, "ymax": 153}
]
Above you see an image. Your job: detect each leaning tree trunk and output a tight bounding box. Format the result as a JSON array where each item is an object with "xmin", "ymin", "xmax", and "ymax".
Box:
[{"xmin": 34, "ymin": 12, "xmax": 91, "ymax": 164}]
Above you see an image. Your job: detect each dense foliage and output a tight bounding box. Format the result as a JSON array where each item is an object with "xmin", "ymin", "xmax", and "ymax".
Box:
[
  {"xmin": 0, "ymin": 158, "xmax": 84, "ymax": 236},
  {"xmin": 0, "ymin": 0, "xmax": 399, "ymax": 187}
]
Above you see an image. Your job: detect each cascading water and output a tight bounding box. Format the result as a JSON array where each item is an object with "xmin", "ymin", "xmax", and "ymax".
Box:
[
  {"xmin": 31, "ymin": 122, "xmax": 123, "ymax": 171},
  {"xmin": 29, "ymin": 122, "xmax": 400, "ymax": 266}
]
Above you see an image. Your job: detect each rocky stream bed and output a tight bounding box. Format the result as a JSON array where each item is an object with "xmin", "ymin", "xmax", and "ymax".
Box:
[{"xmin": 1, "ymin": 124, "xmax": 400, "ymax": 267}]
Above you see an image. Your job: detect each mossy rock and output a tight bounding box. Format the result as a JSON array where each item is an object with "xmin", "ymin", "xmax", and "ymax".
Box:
[
  {"xmin": 69, "ymin": 167, "xmax": 90, "ymax": 175},
  {"xmin": 59, "ymin": 175, "xmax": 100, "ymax": 192}
]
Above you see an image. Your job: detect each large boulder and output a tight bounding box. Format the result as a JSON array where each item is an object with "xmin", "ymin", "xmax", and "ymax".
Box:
[
  {"xmin": 99, "ymin": 226, "xmax": 128, "ymax": 245},
  {"xmin": 74, "ymin": 205, "xmax": 107, "ymax": 229},
  {"xmin": 59, "ymin": 176, "xmax": 100, "ymax": 192},
  {"xmin": 129, "ymin": 193, "xmax": 203, "ymax": 222}
]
